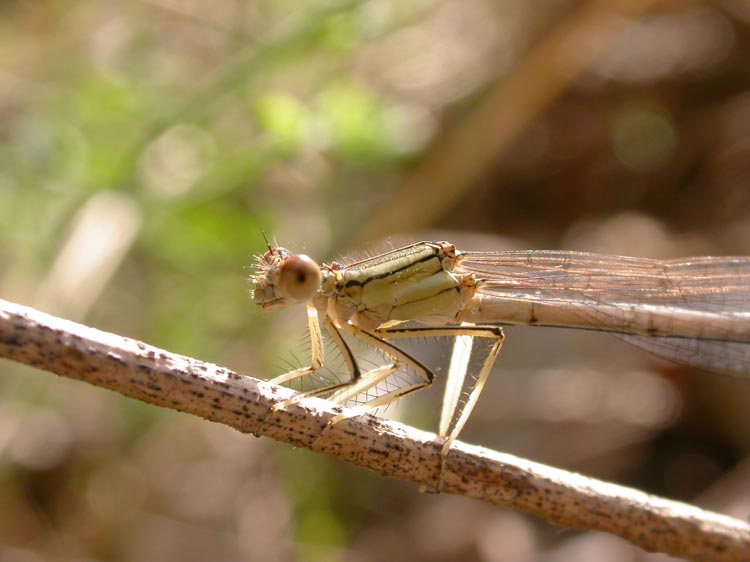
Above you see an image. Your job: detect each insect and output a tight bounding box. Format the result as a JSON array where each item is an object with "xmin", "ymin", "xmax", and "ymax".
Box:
[{"xmin": 251, "ymin": 240, "xmax": 750, "ymax": 456}]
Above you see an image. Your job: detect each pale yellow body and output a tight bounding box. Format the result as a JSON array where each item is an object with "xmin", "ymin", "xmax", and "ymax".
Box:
[
  {"xmin": 321, "ymin": 242, "xmax": 475, "ymax": 331},
  {"xmin": 252, "ymin": 239, "xmax": 749, "ymax": 470}
]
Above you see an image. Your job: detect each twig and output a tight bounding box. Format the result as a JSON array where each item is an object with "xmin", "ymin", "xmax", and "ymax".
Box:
[{"xmin": 0, "ymin": 298, "xmax": 747, "ymax": 562}]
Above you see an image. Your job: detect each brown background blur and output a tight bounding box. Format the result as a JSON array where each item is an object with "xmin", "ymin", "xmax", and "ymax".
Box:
[{"xmin": 0, "ymin": 1, "xmax": 748, "ymax": 561}]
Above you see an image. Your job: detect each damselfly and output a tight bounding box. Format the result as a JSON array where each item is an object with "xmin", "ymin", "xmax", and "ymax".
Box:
[{"xmin": 251, "ymin": 241, "xmax": 750, "ymax": 453}]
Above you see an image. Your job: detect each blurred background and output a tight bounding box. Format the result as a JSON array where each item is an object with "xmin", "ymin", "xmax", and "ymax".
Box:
[{"xmin": 0, "ymin": 0, "xmax": 749, "ymax": 561}]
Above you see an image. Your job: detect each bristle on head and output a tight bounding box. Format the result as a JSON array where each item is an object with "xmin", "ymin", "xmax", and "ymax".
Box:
[{"xmin": 250, "ymin": 245, "xmax": 319, "ymax": 311}]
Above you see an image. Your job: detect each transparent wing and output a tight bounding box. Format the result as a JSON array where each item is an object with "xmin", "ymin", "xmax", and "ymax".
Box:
[
  {"xmin": 616, "ymin": 334, "xmax": 750, "ymax": 377},
  {"xmin": 457, "ymin": 251, "xmax": 750, "ymax": 377}
]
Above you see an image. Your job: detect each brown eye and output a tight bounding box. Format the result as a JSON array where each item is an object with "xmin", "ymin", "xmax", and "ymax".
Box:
[{"xmin": 278, "ymin": 254, "xmax": 322, "ymax": 302}]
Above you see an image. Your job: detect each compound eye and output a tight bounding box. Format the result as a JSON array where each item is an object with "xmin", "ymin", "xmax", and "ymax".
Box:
[{"xmin": 278, "ymin": 254, "xmax": 322, "ymax": 302}]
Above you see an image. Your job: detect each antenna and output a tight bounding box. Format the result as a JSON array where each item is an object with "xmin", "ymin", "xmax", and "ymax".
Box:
[{"xmin": 259, "ymin": 226, "xmax": 272, "ymax": 253}]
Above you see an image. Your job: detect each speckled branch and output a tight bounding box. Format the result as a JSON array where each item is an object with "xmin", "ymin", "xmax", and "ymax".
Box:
[{"xmin": 0, "ymin": 298, "xmax": 747, "ymax": 562}]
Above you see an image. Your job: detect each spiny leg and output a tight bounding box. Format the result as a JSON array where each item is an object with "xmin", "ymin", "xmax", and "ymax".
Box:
[
  {"xmin": 268, "ymin": 303, "xmax": 325, "ymax": 386},
  {"xmin": 323, "ymin": 323, "xmax": 435, "ymax": 418},
  {"xmin": 325, "ymin": 325, "xmax": 505, "ymax": 437},
  {"xmin": 439, "ymin": 326, "xmax": 504, "ymax": 492},
  {"xmin": 272, "ymin": 320, "xmax": 363, "ymax": 402},
  {"xmin": 255, "ymin": 304, "xmax": 360, "ymax": 436},
  {"xmin": 318, "ymin": 325, "xmax": 503, "ymax": 447},
  {"xmin": 377, "ymin": 324, "xmax": 504, "ymax": 441},
  {"xmin": 266, "ymin": 318, "xmax": 505, "ymax": 494},
  {"xmin": 442, "ymin": 330, "xmax": 473, "ymax": 438},
  {"xmin": 375, "ymin": 324, "xmax": 505, "ymax": 490},
  {"xmin": 441, "ymin": 327, "xmax": 504, "ymax": 453},
  {"xmin": 312, "ymin": 324, "xmax": 437, "ymax": 448}
]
